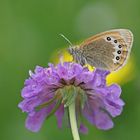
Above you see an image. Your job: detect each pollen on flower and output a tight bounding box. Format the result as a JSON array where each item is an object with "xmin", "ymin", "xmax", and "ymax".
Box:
[{"xmin": 18, "ymin": 62, "xmax": 124, "ymax": 133}]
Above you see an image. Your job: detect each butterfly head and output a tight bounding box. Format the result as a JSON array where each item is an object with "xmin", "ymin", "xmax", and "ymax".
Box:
[
  {"xmin": 68, "ymin": 46, "xmax": 76, "ymax": 55},
  {"xmin": 68, "ymin": 46, "xmax": 86, "ymax": 66}
]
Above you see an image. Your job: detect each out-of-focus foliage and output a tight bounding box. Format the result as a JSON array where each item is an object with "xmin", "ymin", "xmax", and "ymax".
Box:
[{"xmin": 0, "ymin": 0, "xmax": 140, "ymax": 140}]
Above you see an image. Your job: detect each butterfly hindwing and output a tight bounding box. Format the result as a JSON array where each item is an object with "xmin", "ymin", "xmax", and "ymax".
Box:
[{"xmin": 79, "ymin": 29, "xmax": 133, "ymax": 71}]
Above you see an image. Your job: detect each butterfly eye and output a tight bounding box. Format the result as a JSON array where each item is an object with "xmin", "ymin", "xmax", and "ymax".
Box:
[
  {"xmin": 118, "ymin": 45, "xmax": 122, "ymax": 48},
  {"xmin": 116, "ymin": 56, "xmax": 120, "ymax": 60},
  {"xmin": 106, "ymin": 37, "xmax": 111, "ymax": 41},
  {"xmin": 114, "ymin": 40, "xmax": 117, "ymax": 43},
  {"xmin": 117, "ymin": 50, "xmax": 121, "ymax": 54}
]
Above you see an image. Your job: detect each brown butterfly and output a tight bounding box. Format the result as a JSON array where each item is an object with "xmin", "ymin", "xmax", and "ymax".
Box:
[{"xmin": 61, "ymin": 29, "xmax": 133, "ymax": 71}]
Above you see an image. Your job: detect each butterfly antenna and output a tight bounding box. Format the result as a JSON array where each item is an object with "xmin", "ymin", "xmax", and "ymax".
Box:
[{"xmin": 59, "ymin": 34, "xmax": 73, "ymax": 47}]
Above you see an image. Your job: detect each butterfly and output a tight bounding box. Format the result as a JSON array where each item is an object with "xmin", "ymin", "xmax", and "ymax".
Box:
[{"xmin": 61, "ymin": 29, "xmax": 133, "ymax": 71}]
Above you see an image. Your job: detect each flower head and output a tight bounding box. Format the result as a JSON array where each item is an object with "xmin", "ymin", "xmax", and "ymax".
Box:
[{"xmin": 18, "ymin": 62, "xmax": 124, "ymax": 133}]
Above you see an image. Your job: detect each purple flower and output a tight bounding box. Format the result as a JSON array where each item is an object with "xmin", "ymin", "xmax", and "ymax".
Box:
[{"xmin": 18, "ymin": 62, "xmax": 124, "ymax": 133}]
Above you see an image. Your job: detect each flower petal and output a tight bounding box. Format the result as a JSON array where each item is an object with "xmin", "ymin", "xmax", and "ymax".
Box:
[
  {"xmin": 94, "ymin": 109, "xmax": 114, "ymax": 130},
  {"xmin": 25, "ymin": 108, "xmax": 48, "ymax": 132},
  {"xmin": 18, "ymin": 96, "xmax": 42, "ymax": 112},
  {"xmin": 83, "ymin": 98, "xmax": 113, "ymax": 130},
  {"xmin": 79, "ymin": 123, "xmax": 88, "ymax": 134},
  {"xmin": 25, "ymin": 103, "xmax": 55, "ymax": 132},
  {"xmin": 93, "ymin": 68, "xmax": 110, "ymax": 87},
  {"xmin": 107, "ymin": 84, "xmax": 122, "ymax": 98},
  {"xmin": 55, "ymin": 104, "xmax": 64, "ymax": 128},
  {"xmin": 104, "ymin": 98, "xmax": 124, "ymax": 117},
  {"xmin": 83, "ymin": 103, "xmax": 95, "ymax": 125}
]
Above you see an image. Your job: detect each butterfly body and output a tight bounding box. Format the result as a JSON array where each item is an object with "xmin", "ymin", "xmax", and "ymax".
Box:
[{"xmin": 68, "ymin": 29, "xmax": 133, "ymax": 71}]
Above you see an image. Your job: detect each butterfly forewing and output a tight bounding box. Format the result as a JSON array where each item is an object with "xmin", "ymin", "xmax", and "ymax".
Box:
[{"xmin": 78, "ymin": 29, "xmax": 133, "ymax": 71}]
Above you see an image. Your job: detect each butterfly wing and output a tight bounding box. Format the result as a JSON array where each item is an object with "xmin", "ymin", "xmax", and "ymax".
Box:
[{"xmin": 79, "ymin": 29, "xmax": 133, "ymax": 71}]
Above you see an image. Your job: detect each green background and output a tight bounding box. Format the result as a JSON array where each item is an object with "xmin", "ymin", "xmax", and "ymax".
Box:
[{"xmin": 0, "ymin": 0, "xmax": 140, "ymax": 140}]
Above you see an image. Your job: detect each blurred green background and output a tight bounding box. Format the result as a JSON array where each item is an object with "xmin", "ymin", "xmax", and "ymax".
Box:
[{"xmin": 0, "ymin": 0, "xmax": 140, "ymax": 140}]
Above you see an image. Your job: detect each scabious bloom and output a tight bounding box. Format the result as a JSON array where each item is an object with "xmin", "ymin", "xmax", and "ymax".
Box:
[{"xmin": 18, "ymin": 62, "xmax": 124, "ymax": 139}]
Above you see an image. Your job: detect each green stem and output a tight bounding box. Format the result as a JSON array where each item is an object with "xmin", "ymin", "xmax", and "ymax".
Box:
[{"xmin": 68, "ymin": 102, "xmax": 80, "ymax": 140}]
